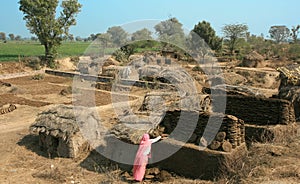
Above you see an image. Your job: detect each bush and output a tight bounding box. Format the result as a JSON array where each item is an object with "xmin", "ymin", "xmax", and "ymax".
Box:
[
  {"xmin": 31, "ymin": 74, "xmax": 45, "ymax": 80},
  {"xmin": 112, "ymin": 50, "xmax": 128, "ymax": 63},
  {"xmin": 192, "ymin": 65, "xmax": 204, "ymax": 73},
  {"xmin": 288, "ymin": 44, "xmax": 300, "ymax": 60},
  {"xmin": 70, "ymin": 56, "xmax": 80, "ymax": 65},
  {"xmin": 23, "ymin": 56, "xmax": 42, "ymax": 70},
  {"xmin": 48, "ymin": 60, "xmax": 57, "ymax": 69}
]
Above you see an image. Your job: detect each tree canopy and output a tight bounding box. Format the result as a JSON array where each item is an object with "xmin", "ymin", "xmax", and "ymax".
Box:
[
  {"xmin": 222, "ymin": 23, "xmax": 248, "ymax": 55},
  {"xmin": 131, "ymin": 28, "xmax": 152, "ymax": 41},
  {"xmin": 19, "ymin": 0, "xmax": 82, "ymax": 66},
  {"xmin": 192, "ymin": 21, "xmax": 222, "ymax": 52},
  {"xmin": 269, "ymin": 25, "xmax": 290, "ymax": 43},
  {"xmin": 154, "ymin": 18, "xmax": 186, "ymax": 48},
  {"xmin": 107, "ymin": 26, "xmax": 128, "ymax": 46},
  {"xmin": 8, "ymin": 34, "xmax": 15, "ymax": 40}
]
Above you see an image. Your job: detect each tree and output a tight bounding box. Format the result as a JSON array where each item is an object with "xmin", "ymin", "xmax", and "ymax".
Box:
[
  {"xmin": 154, "ymin": 17, "xmax": 186, "ymax": 48},
  {"xmin": 222, "ymin": 23, "xmax": 248, "ymax": 55},
  {"xmin": 31, "ymin": 36, "xmax": 38, "ymax": 41},
  {"xmin": 68, "ymin": 34, "xmax": 74, "ymax": 42},
  {"xmin": 0, "ymin": 32, "xmax": 6, "ymax": 41},
  {"xmin": 192, "ymin": 21, "xmax": 222, "ymax": 52},
  {"xmin": 19, "ymin": 0, "xmax": 82, "ymax": 66},
  {"xmin": 89, "ymin": 34, "xmax": 97, "ymax": 41},
  {"xmin": 75, "ymin": 36, "xmax": 82, "ymax": 42},
  {"xmin": 8, "ymin": 33, "xmax": 15, "ymax": 40},
  {"xmin": 131, "ymin": 28, "xmax": 152, "ymax": 41},
  {"xmin": 107, "ymin": 26, "xmax": 128, "ymax": 46},
  {"xmin": 291, "ymin": 25, "xmax": 300, "ymax": 44},
  {"xmin": 97, "ymin": 33, "xmax": 112, "ymax": 56},
  {"xmin": 269, "ymin": 25, "xmax": 290, "ymax": 43},
  {"xmin": 15, "ymin": 35, "xmax": 22, "ymax": 41}
]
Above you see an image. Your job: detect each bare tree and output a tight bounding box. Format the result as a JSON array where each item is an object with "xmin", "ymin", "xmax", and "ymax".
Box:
[{"xmin": 291, "ymin": 25, "xmax": 300, "ymax": 44}]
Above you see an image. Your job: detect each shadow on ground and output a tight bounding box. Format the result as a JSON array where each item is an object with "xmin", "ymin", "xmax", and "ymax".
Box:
[{"xmin": 17, "ymin": 134, "xmax": 49, "ymax": 158}]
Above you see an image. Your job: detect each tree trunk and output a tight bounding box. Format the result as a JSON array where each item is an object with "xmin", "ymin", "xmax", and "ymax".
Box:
[
  {"xmin": 44, "ymin": 43, "xmax": 54, "ymax": 67},
  {"xmin": 44, "ymin": 44, "xmax": 50, "ymax": 58}
]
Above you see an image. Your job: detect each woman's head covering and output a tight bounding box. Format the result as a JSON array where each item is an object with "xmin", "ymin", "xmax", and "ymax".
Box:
[{"xmin": 140, "ymin": 133, "xmax": 150, "ymax": 145}]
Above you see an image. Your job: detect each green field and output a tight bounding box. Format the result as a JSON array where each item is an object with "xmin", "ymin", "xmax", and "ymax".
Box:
[{"xmin": 0, "ymin": 41, "xmax": 92, "ymax": 62}]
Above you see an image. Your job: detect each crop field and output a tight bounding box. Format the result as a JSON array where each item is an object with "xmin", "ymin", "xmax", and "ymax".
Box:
[{"xmin": 0, "ymin": 41, "xmax": 91, "ymax": 62}]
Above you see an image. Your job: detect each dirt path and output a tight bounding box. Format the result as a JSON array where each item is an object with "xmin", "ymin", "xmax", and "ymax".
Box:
[
  {"xmin": 0, "ymin": 105, "xmax": 54, "ymax": 134},
  {"xmin": 0, "ymin": 70, "xmax": 44, "ymax": 80}
]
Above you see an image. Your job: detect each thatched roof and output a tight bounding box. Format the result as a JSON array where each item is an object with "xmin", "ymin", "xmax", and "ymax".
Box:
[
  {"xmin": 244, "ymin": 51, "xmax": 264, "ymax": 61},
  {"xmin": 30, "ymin": 105, "xmax": 100, "ymax": 140},
  {"xmin": 277, "ymin": 64, "xmax": 300, "ymax": 86}
]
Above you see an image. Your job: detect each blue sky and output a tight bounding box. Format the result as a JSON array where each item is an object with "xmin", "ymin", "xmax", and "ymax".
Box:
[{"xmin": 0, "ymin": 0, "xmax": 299, "ymax": 38}]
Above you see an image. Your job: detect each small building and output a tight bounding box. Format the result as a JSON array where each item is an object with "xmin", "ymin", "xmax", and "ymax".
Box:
[
  {"xmin": 242, "ymin": 51, "xmax": 264, "ymax": 67},
  {"xmin": 30, "ymin": 105, "xmax": 92, "ymax": 158}
]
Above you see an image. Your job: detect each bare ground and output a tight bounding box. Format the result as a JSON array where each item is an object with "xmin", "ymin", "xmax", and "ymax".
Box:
[{"xmin": 0, "ymin": 61, "xmax": 299, "ymax": 183}]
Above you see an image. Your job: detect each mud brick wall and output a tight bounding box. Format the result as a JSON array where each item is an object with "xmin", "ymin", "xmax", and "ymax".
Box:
[
  {"xmin": 151, "ymin": 141, "xmax": 247, "ymax": 180},
  {"xmin": 38, "ymin": 132, "xmax": 89, "ymax": 158},
  {"xmin": 45, "ymin": 70, "xmax": 113, "ymax": 82},
  {"xmin": 213, "ymin": 95, "xmax": 295, "ymax": 126},
  {"xmin": 245, "ymin": 123, "xmax": 298, "ymax": 143},
  {"xmin": 160, "ymin": 111, "xmax": 245, "ymax": 150}
]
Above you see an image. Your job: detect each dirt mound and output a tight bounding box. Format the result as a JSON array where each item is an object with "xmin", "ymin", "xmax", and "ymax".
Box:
[{"xmin": 56, "ymin": 58, "xmax": 77, "ymax": 71}]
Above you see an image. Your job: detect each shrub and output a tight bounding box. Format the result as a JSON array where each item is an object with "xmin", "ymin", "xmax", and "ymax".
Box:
[
  {"xmin": 112, "ymin": 50, "xmax": 128, "ymax": 63},
  {"xmin": 31, "ymin": 74, "xmax": 45, "ymax": 80},
  {"xmin": 23, "ymin": 56, "xmax": 42, "ymax": 70},
  {"xmin": 192, "ymin": 65, "xmax": 204, "ymax": 73},
  {"xmin": 70, "ymin": 56, "xmax": 80, "ymax": 65},
  {"xmin": 288, "ymin": 44, "xmax": 300, "ymax": 61}
]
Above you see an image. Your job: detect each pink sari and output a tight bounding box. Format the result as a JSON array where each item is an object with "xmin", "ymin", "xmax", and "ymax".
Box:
[{"xmin": 133, "ymin": 134, "xmax": 152, "ymax": 181}]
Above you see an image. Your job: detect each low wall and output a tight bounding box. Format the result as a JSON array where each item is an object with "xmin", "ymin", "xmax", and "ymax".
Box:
[
  {"xmin": 46, "ymin": 70, "xmax": 175, "ymax": 90},
  {"xmin": 160, "ymin": 111, "xmax": 245, "ymax": 150},
  {"xmin": 151, "ymin": 141, "xmax": 247, "ymax": 180},
  {"xmin": 38, "ymin": 132, "xmax": 89, "ymax": 158},
  {"xmin": 213, "ymin": 95, "xmax": 295, "ymax": 125},
  {"xmin": 96, "ymin": 134, "xmax": 247, "ymax": 180},
  {"xmin": 245, "ymin": 123, "xmax": 298, "ymax": 143},
  {"xmin": 45, "ymin": 70, "xmax": 113, "ymax": 83}
]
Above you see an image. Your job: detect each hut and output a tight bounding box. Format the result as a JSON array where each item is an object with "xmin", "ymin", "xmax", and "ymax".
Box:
[
  {"xmin": 30, "ymin": 105, "xmax": 95, "ymax": 158},
  {"xmin": 242, "ymin": 51, "xmax": 264, "ymax": 67}
]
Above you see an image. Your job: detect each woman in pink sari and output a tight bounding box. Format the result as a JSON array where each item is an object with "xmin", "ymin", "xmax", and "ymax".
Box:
[{"xmin": 133, "ymin": 134, "xmax": 161, "ymax": 181}]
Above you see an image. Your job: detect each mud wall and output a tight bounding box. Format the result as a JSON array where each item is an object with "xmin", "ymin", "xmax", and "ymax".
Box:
[
  {"xmin": 151, "ymin": 141, "xmax": 247, "ymax": 179},
  {"xmin": 38, "ymin": 132, "xmax": 89, "ymax": 158},
  {"xmin": 213, "ymin": 95, "xmax": 295, "ymax": 125},
  {"xmin": 160, "ymin": 111, "xmax": 245, "ymax": 150}
]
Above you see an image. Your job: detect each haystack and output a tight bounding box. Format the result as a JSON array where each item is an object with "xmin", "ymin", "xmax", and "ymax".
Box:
[
  {"xmin": 102, "ymin": 57, "xmax": 120, "ymax": 67},
  {"xmin": 278, "ymin": 64, "xmax": 300, "ymax": 119},
  {"xmin": 242, "ymin": 51, "xmax": 264, "ymax": 67},
  {"xmin": 277, "ymin": 64, "xmax": 300, "ymax": 87},
  {"xmin": 30, "ymin": 105, "xmax": 100, "ymax": 158}
]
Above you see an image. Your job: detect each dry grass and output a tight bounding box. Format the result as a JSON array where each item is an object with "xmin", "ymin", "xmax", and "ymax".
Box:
[{"xmin": 216, "ymin": 131, "xmax": 300, "ymax": 184}]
